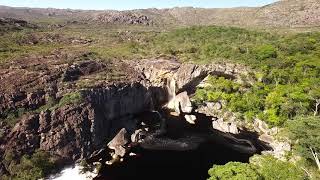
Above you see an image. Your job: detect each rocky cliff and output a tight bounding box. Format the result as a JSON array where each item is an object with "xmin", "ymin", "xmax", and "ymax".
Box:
[
  {"xmin": 1, "ymin": 83, "xmax": 160, "ymax": 162},
  {"xmin": 0, "ymin": 51, "xmax": 163, "ymax": 174},
  {"xmin": 132, "ymin": 57, "xmax": 252, "ymax": 95},
  {"xmin": 0, "ymin": 53, "xmax": 257, "ymax": 177}
]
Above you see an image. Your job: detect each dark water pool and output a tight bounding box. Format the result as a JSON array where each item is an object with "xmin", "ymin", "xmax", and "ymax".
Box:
[
  {"xmin": 93, "ymin": 109, "xmax": 271, "ymax": 180},
  {"xmin": 94, "ymin": 140, "xmax": 253, "ymax": 180}
]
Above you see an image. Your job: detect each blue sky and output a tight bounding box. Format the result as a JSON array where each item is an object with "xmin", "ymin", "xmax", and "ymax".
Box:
[{"xmin": 0, "ymin": 0, "xmax": 278, "ymax": 10}]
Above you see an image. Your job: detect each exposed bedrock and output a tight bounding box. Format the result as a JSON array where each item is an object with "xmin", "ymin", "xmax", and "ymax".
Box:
[
  {"xmin": 1, "ymin": 82, "xmax": 167, "ymax": 162},
  {"xmin": 0, "ymin": 58, "xmax": 107, "ymax": 119},
  {"xmin": 132, "ymin": 58, "xmax": 253, "ymax": 96}
]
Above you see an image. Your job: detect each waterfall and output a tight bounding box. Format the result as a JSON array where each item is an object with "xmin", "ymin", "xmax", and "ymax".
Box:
[
  {"xmin": 47, "ymin": 164, "xmax": 97, "ymax": 180},
  {"xmin": 166, "ymin": 78, "xmax": 176, "ymax": 101}
]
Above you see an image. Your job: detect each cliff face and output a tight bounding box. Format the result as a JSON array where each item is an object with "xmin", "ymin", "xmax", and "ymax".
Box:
[
  {"xmin": 0, "ymin": 51, "xmax": 161, "ymax": 166},
  {"xmin": 132, "ymin": 58, "xmax": 252, "ymax": 95},
  {"xmin": 1, "ymin": 83, "xmax": 160, "ymax": 162},
  {"xmin": 83, "ymin": 83, "xmax": 163, "ymax": 148},
  {"xmin": 4, "ymin": 104, "xmax": 94, "ymax": 160}
]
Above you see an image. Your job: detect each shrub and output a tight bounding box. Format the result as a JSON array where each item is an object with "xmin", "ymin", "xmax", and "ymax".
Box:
[
  {"xmin": 208, "ymin": 162, "xmax": 261, "ymax": 180},
  {"xmin": 208, "ymin": 155, "xmax": 306, "ymax": 180},
  {"xmin": 2, "ymin": 150, "xmax": 56, "ymax": 180},
  {"xmin": 53, "ymin": 91, "xmax": 84, "ymax": 109},
  {"xmin": 251, "ymin": 155, "xmax": 306, "ymax": 180},
  {"xmin": 254, "ymin": 45, "xmax": 278, "ymax": 60},
  {"xmin": 1, "ymin": 108, "xmax": 27, "ymax": 127},
  {"xmin": 287, "ymin": 116, "xmax": 320, "ymax": 167}
]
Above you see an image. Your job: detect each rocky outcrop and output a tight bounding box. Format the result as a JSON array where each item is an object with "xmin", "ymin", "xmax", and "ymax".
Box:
[
  {"xmin": 18, "ymin": 33, "xmax": 92, "ymax": 46},
  {"xmin": 62, "ymin": 60, "xmax": 105, "ymax": 82},
  {"xmin": 0, "ymin": 17, "xmax": 29, "ymax": 26},
  {"xmin": 0, "ymin": 17, "xmax": 36, "ymax": 31},
  {"xmin": 0, "ymin": 81, "xmax": 162, "ymax": 162},
  {"xmin": 167, "ymin": 91, "xmax": 193, "ymax": 114},
  {"xmin": 0, "ymin": 53, "xmax": 107, "ymax": 118},
  {"xmin": 131, "ymin": 58, "xmax": 253, "ymax": 127},
  {"xmin": 132, "ymin": 58, "xmax": 252, "ymax": 95},
  {"xmin": 212, "ymin": 118, "xmax": 239, "ymax": 134},
  {"xmin": 253, "ymin": 119, "xmax": 278, "ymax": 136},
  {"xmin": 196, "ymin": 102, "xmax": 240, "ymax": 134},
  {"xmin": 255, "ymin": 0, "xmax": 320, "ymax": 27},
  {"xmin": 0, "ymin": 57, "xmax": 252, "ymax": 162},
  {"xmin": 3, "ymin": 114, "xmax": 41, "ymax": 156},
  {"xmin": 196, "ymin": 102, "xmax": 224, "ymax": 117},
  {"xmin": 0, "ymin": 52, "xmax": 164, "ymax": 168},
  {"xmin": 107, "ymin": 128, "xmax": 130, "ymax": 158},
  {"xmin": 0, "ymin": 49, "xmax": 147, "ymax": 117},
  {"xmin": 252, "ymin": 119, "xmax": 290, "ymax": 160},
  {"xmin": 184, "ymin": 115, "xmax": 197, "ymax": 124},
  {"xmin": 91, "ymin": 12, "xmax": 152, "ymax": 25},
  {"xmin": 83, "ymin": 82, "xmax": 159, "ymax": 147}
]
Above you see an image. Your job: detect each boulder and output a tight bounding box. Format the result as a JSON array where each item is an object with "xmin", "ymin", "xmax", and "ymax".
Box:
[
  {"xmin": 259, "ymin": 134, "xmax": 274, "ymax": 144},
  {"xmin": 263, "ymin": 141, "xmax": 291, "ymax": 160},
  {"xmin": 184, "ymin": 115, "xmax": 197, "ymax": 124},
  {"xmin": 107, "ymin": 128, "xmax": 129, "ymax": 157},
  {"xmin": 207, "ymin": 102, "xmax": 222, "ymax": 111},
  {"xmin": 167, "ymin": 91, "xmax": 193, "ymax": 114},
  {"xmin": 254, "ymin": 119, "xmax": 279, "ymax": 135},
  {"xmin": 195, "ymin": 102, "xmax": 224, "ymax": 117},
  {"xmin": 229, "ymin": 123, "xmax": 239, "ymax": 134},
  {"xmin": 131, "ymin": 129, "xmax": 147, "ymax": 143},
  {"xmin": 212, "ymin": 118, "xmax": 239, "ymax": 134},
  {"xmin": 253, "ymin": 119, "xmax": 269, "ymax": 134}
]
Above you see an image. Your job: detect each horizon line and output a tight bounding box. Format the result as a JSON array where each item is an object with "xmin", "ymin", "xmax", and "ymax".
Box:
[{"xmin": 0, "ymin": 3, "xmax": 275, "ymax": 11}]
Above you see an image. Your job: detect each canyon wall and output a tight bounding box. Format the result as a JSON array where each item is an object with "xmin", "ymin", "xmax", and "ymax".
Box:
[{"xmin": 0, "ymin": 56, "xmax": 252, "ymax": 167}]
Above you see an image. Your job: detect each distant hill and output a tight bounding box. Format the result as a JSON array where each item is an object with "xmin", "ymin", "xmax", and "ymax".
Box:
[
  {"xmin": 254, "ymin": 0, "xmax": 320, "ymax": 27},
  {"xmin": 0, "ymin": 0, "xmax": 319, "ymax": 28}
]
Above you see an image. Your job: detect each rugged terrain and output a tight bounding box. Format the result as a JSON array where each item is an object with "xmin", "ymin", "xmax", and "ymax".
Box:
[
  {"xmin": 0, "ymin": 0, "xmax": 320, "ymax": 179},
  {"xmin": 0, "ymin": 0, "xmax": 320, "ymax": 28}
]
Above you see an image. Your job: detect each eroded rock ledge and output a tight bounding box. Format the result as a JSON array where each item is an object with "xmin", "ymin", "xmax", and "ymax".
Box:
[{"xmin": 131, "ymin": 58, "xmax": 253, "ymax": 94}]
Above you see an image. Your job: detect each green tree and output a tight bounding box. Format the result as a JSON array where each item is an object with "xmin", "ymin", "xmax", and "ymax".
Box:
[
  {"xmin": 251, "ymin": 155, "xmax": 306, "ymax": 180},
  {"xmin": 287, "ymin": 116, "xmax": 320, "ymax": 167},
  {"xmin": 208, "ymin": 155, "xmax": 306, "ymax": 180},
  {"xmin": 3, "ymin": 150, "xmax": 56, "ymax": 180},
  {"xmin": 208, "ymin": 162, "xmax": 261, "ymax": 180}
]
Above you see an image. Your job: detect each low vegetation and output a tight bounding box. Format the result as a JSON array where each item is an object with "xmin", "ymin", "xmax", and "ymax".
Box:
[
  {"xmin": 1, "ymin": 108, "xmax": 27, "ymax": 127},
  {"xmin": 2, "ymin": 150, "xmax": 57, "ymax": 180},
  {"xmin": 208, "ymin": 155, "xmax": 306, "ymax": 180},
  {"xmin": 193, "ymin": 74, "xmax": 319, "ymax": 126},
  {"xmin": 208, "ymin": 161, "xmax": 260, "ymax": 180},
  {"xmin": 0, "ymin": 30, "xmax": 65, "ymax": 64},
  {"xmin": 287, "ymin": 116, "xmax": 320, "ymax": 174},
  {"xmin": 53, "ymin": 91, "xmax": 84, "ymax": 109}
]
